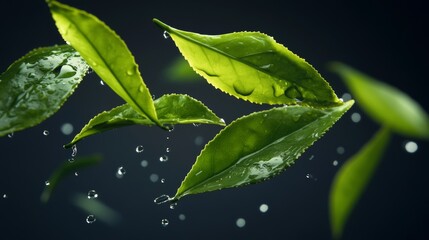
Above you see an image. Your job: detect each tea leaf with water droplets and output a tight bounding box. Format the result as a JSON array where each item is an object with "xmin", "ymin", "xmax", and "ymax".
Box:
[
  {"xmin": 329, "ymin": 127, "xmax": 391, "ymax": 239},
  {"xmin": 172, "ymin": 100, "xmax": 354, "ymax": 201},
  {"xmin": 154, "ymin": 19, "xmax": 341, "ymax": 107},
  {"xmin": 0, "ymin": 45, "xmax": 89, "ymax": 137},
  {"xmin": 41, "ymin": 154, "xmax": 102, "ymax": 203},
  {"xmin": 65, "ymin": 94, "xmax": 225, "ymax": 147},
  {"xmin": 330, "ymin": 62, "xmax": 429, "ymax": 139},
  {"xmin": 48, "ymin": 1, "xmax": 161, "ymax": 126}
]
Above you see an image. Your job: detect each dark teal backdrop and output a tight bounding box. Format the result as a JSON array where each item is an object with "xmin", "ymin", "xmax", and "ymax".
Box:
[{"xmin": 1, "ymin": 1, "xmax": 428, "ymax": 239}]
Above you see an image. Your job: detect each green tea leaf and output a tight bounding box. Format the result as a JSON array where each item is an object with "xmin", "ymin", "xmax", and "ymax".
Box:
[
  {"xmin": 154, "ymin": 19, "xmax": 341, "ymax": 107},
  {"xmin": 41, "ymin": 154, "xmax": 102, "ymax": 203},
  {"xmin": 48, "ymin": 1, "xmax": 161, "ymax": 126},
  {"xmin": 0, "ymin": 45, "xmax": 89, "ymax": 137},
  {"xmin": 329, "ymin": 127, "xmax": 391, "ymax": 239},
  {"xmin": 172, "ymin": 100, "xmax": 354, "ymax": 201},
  {"xmin": 330, "ymin": 62, "xmax": 429, "ymax": 139},
  {"xmin": 65, "ymin": 94, "xmax": 225, "ymax": 147}
]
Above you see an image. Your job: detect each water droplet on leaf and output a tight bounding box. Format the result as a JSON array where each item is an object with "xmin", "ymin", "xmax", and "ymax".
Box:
[
  {"xmin": 284, "ymin": 86, "xmax": 303, "ymax": 100},
  {"xmin": 163, "ymin": 31, "xmax": 170, "ymax": 39},
  {"xmin": 233, "ymin": 82, "xmax": 254, "ymax": 96}
]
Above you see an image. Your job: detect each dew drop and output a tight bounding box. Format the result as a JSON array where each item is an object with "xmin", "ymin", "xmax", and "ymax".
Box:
[
  {"xmin": 161, "ymin": 218, "xmax": 169, "ymax": 227},
  {"xmin": 154, "ymin": 194, "xmax": 172, "ymax": 204},
  {"xmin": 284, "ymin": 86, "xmax": 303, "ymax": 100},
  {"xmin": 236, "ymin": 218, "xmax": 246, "ymax": 228},
  {"xmin": 259, "ymin": 204, "xmax": 269, "ymax": 213},
  {"xmin": 57, "ymin": 64, "xmax": 77, "ymax": 78},
  {"xmin": 135, "ymin": 145, "xmax": 144, "ymax": 153},
  {"xmin": 178, "ymin": 214, "xmax": 186, "ymax": 221},
  {"xmin": 43, "ymin": 130, "xmax": 50, "ymax": 136},
  {"xmin": 163, "ymin": 31, "xmax": 170, "ymax": 39},
  {"xmin": 351, "ymin": 112, "xmax": 361, "ymax": 123},
  {"xmin": 332, "ymin": 160, "xmax": 339, "ymax": 166},
  {"xmin": 404, "ymin": 141, "xmax": 418, "ymax": 153},
  {"xmin": 233, "ymin": 82, "xmax": 254, "ymax": 96},
  {"xmin": 87, "ymin": 190, "xmax": 98, "ymax": 199},
  {"xmin": 140, "ymin": 160, "xmax": 149, "ymax": 168},
  {"xmin": 116, "ymin": 166, "xmax": 126, "ymax": 178},
  {"xmin": 60, "ymin": 123, "xmax": 74, "ymax": 135},
  {"xmin": 86, "ymin": 215, "xmax": 96, "ymax": 224},
  {"xmin": 159, "ymin": 155, "xmax": 169, "ymax": 162},
  {"xmin": 126, "ymin": 67, "xmax": 135, "ymax": 76}
]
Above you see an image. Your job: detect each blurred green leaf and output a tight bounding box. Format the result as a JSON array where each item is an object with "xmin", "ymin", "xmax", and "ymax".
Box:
[
  {"xmin": 48, "ymin": 1, "xmax": 161, "ymax": 126},
  {"xmin": 329, "ymin": 127, "xmax": 391, "ymax": 239},
  {"xmin": 164, "ymin": 57, "xmax": 200, "ymax": 83},
  {"xmin": 65, "ymin": 94, "xmax": 225, "ymax": 147},
  {"xmin": 41, "ymin": 155, "xmax": 102, "ymax": 203},
  {"xmin": 0, "ymin": 45, "xmax": 89, "ymax": 137},
  {"xmin": 330, "ymin": 62, "xmax": 429, "ymax": 139},
  {"xmin": 172, "ymin": 100, "xmax": 354, "ymax": 201},
  {"xmin": 154, "ymin": 19, "xmax": 342, "ymax": 107}
]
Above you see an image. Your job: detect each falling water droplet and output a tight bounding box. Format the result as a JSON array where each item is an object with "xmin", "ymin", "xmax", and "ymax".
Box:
[
  {"xmin": 160, "ymin": 178, "xmax": 166, "ymax": 184},
  {"xmin": 45, "ymin": 180, "xmax": 50, "ymax": 186},
  {"xmin": 332, "ymin": 160, "xmax": 339, "ymax": 166},
  {"xmin": 116, "ymin": 166, "xmax": 126, "ymax": 178},
  {"xmin": 259, "ymin": 204, "xmax": 269, "ymax": 213},
  {"xmin": 309, "ymin": 155, "xmax": 314, "ymax": 161},
  {"xmin": 165, "ymin": 147, "xmax": 170, "ymax": 153},
  {"xmin": 170, "ymin": 202, "xmax": 177, "ymax": 209},
  {"xmin": 306, "ymin": 173, "xmax": 318, "ymax": 181},
  {"xmin": 86, "ymin": 215, "xmax": 96, "ymax": 224},
  {"xmin": 7, "ymin": 132, "xmax": 14, "ymax": 138},
  {"xmin": 161, "ymin": 218, "xmax": 169, "ymax": 227},
  {"xmin": 163, "ymin": 31, "xmax": 170, "ymax": 39},
  {"xmin": 71, "ymin": 144, "xmax": 78, "ymax": 157},
  {"xmin": 74, "ymin": 172, "xmax": 79, "ymax": 176},
  {"xmin": 43, "ymin": 130, "xmax": 50, "ymax": 136},
  {"xmin": 68, "ymin": 158, "xmax": 75, "ymax": 163},
  {"xmin": 135, "ymin": 145, "xmax": 144, "ymax": 153},
  {"xmin": 236, "ymin": 218, "xmax": 246, "ymax": 228},
  {"xmin": 3, "ymin": 194, "xmax": 7, "ymax": 199},
  {"xmin": 159, "ymin": 155, "xmax": 169, "ymax": 162},
  {"xmin": 140, "ymin": 160, "xmax": 148, "ymax": 168},
  {"xmin": 404, "ymin": 141, "xmax": 418, "ymax": 153},
  {"xmin": 154, "ymin": 194, "xmax": 172, "ymax": 204},
  {"xmin": 87, "ymin": 190, "xmax": 98, "ymax": 199},
  {"xmin": 100, "ymin": 80, "xmax": 105, "ymax": 86}
]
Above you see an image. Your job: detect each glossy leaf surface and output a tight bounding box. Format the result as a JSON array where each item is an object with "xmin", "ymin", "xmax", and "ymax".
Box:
[
  {"xmin": 329, "ymin": 127, "xmax": 391, "ymax": 239},
  {"xmin": 173, "ymin": 100, "xmax": 354, "ymax": 200},
  {"xmin": 48, "ymin": 1, "xmax": 160, "ymax": 125},
  {"xmin": 331, "ymin": 62, "xmax": 429, "ymax": 139},
  {"xmin": 65, "ymin": 94, "xmax": 225, "ymax": 147},
  {"xmin": 41, "ymin": 155, "xmax": 102, "ymax": 203},
  {"xmin": 0, "ymin": 45, "xmax": 89, "ymax": 137},
  {"xmin": 154, "ymin": 19, "xmax": 341, "ymax": 107}
]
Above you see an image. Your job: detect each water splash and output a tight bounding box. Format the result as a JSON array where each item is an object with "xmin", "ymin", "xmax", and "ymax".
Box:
[{"xmin": 71, "ymin": 144, "xmax": 78, "ymax": 157}]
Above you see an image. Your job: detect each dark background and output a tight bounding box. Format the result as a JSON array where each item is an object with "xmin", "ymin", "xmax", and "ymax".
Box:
[{"xmin": 1, "ymin": 0, "xmax": 428, "ymax": 239}]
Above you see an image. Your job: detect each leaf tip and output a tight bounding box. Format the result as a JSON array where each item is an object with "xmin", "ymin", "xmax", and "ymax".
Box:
[{"xmin": 152, "ymin": 18, "xmax": 170, "ymax": 32}]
